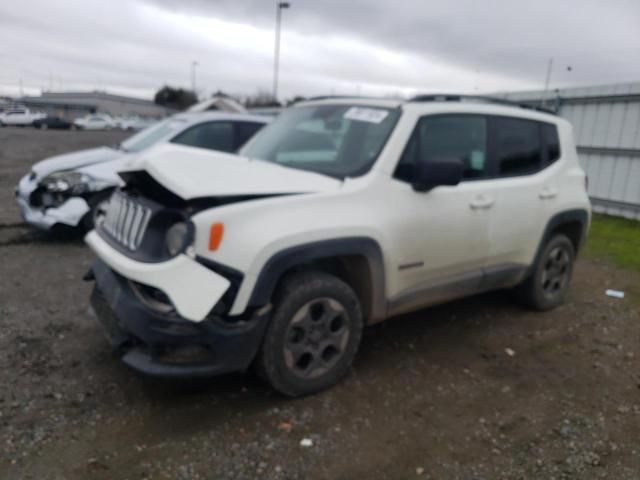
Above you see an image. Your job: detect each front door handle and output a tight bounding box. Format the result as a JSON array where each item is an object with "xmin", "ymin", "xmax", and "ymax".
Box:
[
  {"xmin": 470, "ymin": 195, "xmax": 495, "ymax": 210},
  {"xmin": 539, "ymin": 186, "xmax": 558, "ymax": 200}
]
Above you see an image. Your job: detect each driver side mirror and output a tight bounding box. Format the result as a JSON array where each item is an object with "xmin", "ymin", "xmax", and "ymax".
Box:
[{"xmin": 412, "ymin": 158, "xmax": 465, "ymax": 192}]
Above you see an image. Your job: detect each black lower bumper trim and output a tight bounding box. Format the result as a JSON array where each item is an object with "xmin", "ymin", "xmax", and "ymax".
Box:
[{"xmin": 89, "ymin": 259, "xmax": 270, "ymax": 378}]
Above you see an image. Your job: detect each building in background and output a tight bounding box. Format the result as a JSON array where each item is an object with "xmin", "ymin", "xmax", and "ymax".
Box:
[
  {"xmin": 502, "ymin": 83, "xmax": 640, "ymax": 220},
  {"xmin": 17, "ymin": 91, "xmax": 175, "ymax": 120}
]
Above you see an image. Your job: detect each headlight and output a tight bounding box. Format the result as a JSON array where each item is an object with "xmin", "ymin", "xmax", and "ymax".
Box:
[
  {"xmin": 165, "ymin": 222, "xmax": 190, "ymax": 256},
  {"xmin": 41, "ymin": 171, "xmax": 111, "ymax": 195}
]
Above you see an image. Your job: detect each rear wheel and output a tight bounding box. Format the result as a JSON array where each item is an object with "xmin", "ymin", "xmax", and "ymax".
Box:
[
  {"xmin": 515, "ymin": 234, "xmax": 575, "ymax": 310},
  {"xmin": 257, "ymin": 271, "xmax": 363, "ymax": 397},
  {"xmin": 39, "ymin": 123, "xmax": 48, "ymax": 130}
]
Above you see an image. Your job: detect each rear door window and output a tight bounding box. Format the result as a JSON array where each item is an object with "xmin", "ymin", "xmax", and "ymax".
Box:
[{"xmin": 171, "ymin": 121, "xmax": 235, "ymax": 152}]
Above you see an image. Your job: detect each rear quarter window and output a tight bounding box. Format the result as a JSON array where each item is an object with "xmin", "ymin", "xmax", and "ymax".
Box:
[{"xmin": 542, "ymin": 123, "xmax": 561, "ymax": 164}]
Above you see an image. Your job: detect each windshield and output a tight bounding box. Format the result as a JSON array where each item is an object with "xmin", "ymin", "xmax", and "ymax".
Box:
[
  {"xmin": 240, "ymin": 104, "xmax": 400, "ymax": 179},
  {"xmin": 120, "ymin": 118, "xmax": 186, "ymax": 153}
]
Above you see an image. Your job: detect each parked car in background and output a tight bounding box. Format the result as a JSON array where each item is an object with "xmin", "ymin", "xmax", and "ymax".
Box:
[
  {"xmin": 114, "ymin": 116, "xmax": 157, "ymax": 131},
  {"xmin": 15, "ymin": 112, "xmax": 270, "ymax": 232},
  {"xmin": 0, "ymin": 107, "xmax": 46, "ymax": 126},
  {"xmin": 84, "ymin": 96, "xmax": 591, "ymax": 396},
  {"xmin": 73, "ymin": 114, "xmax": 116, "ymax": 130},
  {"xmin": 32, "ymin": 115, "xmax": 74, "ymax": 130}
]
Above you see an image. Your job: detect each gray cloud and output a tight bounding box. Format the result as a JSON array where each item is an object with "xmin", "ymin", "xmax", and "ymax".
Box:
[
  {"xmin": 1, "ymin": 0, "xmax": 639, "ymax": 100},
  {"xmin": 144, "ymin": 0, "xmax": 640, "ymax": 85}
]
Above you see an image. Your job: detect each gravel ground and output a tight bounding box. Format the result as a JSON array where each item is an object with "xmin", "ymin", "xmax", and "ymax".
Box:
[{"xmin": 1, "ymin": 128, "xmax": 639, "ymax": 480}]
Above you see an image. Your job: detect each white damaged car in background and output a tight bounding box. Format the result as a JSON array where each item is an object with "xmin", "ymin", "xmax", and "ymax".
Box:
[{"xmin": 15, "ymin": 112, "xmax": 270, "ymax": 232}]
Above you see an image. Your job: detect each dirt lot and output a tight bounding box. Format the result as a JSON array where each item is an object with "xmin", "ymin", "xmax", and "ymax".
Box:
[{"xmin": 1, "ymin": 128, "xmax": 639, "ymax": 480}]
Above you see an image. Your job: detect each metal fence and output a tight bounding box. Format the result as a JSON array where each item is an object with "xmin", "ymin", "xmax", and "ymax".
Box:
[{"xmin": 504, "ymin": 83, "xmax": 640, "ymax": 220}]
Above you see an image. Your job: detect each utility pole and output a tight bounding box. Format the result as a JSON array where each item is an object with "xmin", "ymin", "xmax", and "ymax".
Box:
[
  {"xmin": 273, "ymin": 2, "xmax": 291, "ymax": 103},
  {"xmin": 543, "ymin": 57, "xmax": 554, "ymax": 106},
  {"xmin": 191, "ymin": 60, "xmax": 199, "ymax": 97}
]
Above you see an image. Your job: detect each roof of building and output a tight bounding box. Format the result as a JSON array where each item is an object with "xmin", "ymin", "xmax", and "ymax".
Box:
[{"xmin": 39, "ymin": 91, "xmax": 161, "ymax": 107}]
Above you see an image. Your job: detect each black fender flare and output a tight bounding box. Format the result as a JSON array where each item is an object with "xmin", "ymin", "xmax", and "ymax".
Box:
[
  {"xmin": 247, "ymin": 237, "xmax": 387, "ymax": 323},
  {"xmin": 529, "ymin": 208, "xmax": 589, "ymax": 275}
]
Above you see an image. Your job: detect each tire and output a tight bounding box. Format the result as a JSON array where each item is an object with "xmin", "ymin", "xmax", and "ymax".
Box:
[
  {"xmin": 40, "ymin": 123, "xmax": 48, "ymax": 130},
  {"xmin": 515, "ymin": 234, "xmax": 575, "ymax": 311},
  {"xmin": 257, "ymin": 271, "xmax": 363, "ymax": 397}
]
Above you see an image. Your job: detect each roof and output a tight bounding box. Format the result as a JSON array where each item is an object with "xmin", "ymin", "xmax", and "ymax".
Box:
[
  {"xmin": 171, "ymin": 111, "xmax": 272, "ymax": 125},
  {"xmin": 295, "ymin": 94, "xmax": 558, "ymax": 118},
  {"xmin": 298, "ymin": 96, "xmax": 404, "ymax": 109}
]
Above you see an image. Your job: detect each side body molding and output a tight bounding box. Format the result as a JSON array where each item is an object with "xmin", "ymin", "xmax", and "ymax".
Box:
[{"xmin": 247, "ymin": 237, "xmax": 387, "ymax": 324}]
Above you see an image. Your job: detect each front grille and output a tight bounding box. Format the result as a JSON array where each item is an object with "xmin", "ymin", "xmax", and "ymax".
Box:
[{"xmin": 102, "ymin": 193, "xmax": 152, "ymax": 250}]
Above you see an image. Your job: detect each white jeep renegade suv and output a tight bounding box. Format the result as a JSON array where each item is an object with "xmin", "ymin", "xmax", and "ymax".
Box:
[{"xmin": 85, "ymin": 95, "xmax": 591, "ymax": 396}]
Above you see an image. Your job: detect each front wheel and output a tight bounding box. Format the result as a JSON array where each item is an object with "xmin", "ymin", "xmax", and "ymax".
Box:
[
  {"xmin": 257, "ymin": 271, "xmax": 363, "ymax": 397},
  {"xmin": 515, "ymin": 234, "xmax": 575, "ymax": 311}
]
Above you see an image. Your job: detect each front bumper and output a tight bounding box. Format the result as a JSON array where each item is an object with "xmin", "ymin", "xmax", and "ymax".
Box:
[
  {"xmin": 86, "ymin": 230, "xmax": 230, "ymax": 321},
  {"xmin": 15, "ymin": 174, "xmax": 89, "ymax": 230},
  {"xmin": 89, "ymin": 259, "xmax": 270, "ymax": 377}
]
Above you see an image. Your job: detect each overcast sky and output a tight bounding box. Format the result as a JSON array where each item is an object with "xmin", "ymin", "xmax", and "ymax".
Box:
[{"xmin": 1, "ymin": 0, "xmax": 639, "ymax": 101}]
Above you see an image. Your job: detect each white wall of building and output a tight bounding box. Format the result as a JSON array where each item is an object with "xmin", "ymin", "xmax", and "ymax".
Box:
[{"xmin": 503, "ymin": 83, "xmax": 640, "ymax": 220}]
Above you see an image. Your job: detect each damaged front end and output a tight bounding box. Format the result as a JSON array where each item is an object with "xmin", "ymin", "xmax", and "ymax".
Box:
[
  {"xmin": 16, "ymin": 170, "xmax": 114, "ymax": 230},
  {"xmin": 86, "ymin": 256, "xmax": 270, "ymax": 378},
  {"xmin": 84, "ymin": 178, "xmax": 272, "ymax": 378}
]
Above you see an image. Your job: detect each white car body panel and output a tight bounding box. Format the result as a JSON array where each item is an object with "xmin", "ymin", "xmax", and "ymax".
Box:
[
  {"xmin": 16, "ymin": 191, "xmax": 90, "ymax": 229},
  {"xmin": 86, "ymin": 231, "xmax": 230, "ymax": 321},
  {"xmin": 126, "ymin": 144, "xmax": 341, "ymax": 199},
  {"xmin": 31, "ymin": 147, "xmax": 123, "ymax": 179}
]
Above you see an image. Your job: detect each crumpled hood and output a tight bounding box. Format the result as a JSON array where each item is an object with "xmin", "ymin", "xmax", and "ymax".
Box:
[
  {"xmin": 120, "ymin": 143, "xmax": 342, "ymax": 200},
  {"xmin": 77, "ymin": 156, "xmax": 131, "ymax": 186},
  {"xmin": 32, "ymin": 146, "xmax": 124, "ymax": 179}
]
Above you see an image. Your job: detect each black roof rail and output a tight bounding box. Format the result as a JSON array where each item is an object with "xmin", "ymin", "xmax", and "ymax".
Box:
[{"xmin": 409, "ymin": 94, "xmax": 557, "ymax": 115}]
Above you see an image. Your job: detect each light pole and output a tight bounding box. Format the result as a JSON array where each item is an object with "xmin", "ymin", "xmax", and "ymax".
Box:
[
  {"xmin": 273, "ymin": 1, "xmax": 290, "ymax": 103},
  {"xmin": 543, "ymin": 57, "xmax": 554, "ymax": 107},
  {"xmin": 191, "ymin": 60, "xmax": 199, "ymax": 96}
]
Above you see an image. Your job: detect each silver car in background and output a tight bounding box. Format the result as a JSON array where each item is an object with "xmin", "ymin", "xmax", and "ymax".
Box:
[{"xmin": 15, "ymin": 112, "xmax": 270, "ymax": 231}]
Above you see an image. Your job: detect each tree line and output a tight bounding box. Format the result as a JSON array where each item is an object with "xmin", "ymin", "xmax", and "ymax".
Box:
[{"xmin": 154, "ymin": 86, "xmax": 307, "ymax": 110}]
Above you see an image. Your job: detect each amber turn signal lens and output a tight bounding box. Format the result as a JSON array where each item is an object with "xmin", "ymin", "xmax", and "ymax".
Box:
[{"xmin": 208, "ymin": 223, "xmax": 224, "ymax": 251}]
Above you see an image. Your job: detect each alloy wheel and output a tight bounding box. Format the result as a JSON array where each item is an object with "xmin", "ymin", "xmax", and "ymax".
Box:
[
  {"xmin": 283, "ymin": 297, "xmax": 350, "ymax": 379},
  {"xmin": 541, "ymin": 246, "xmax": 571, "ymax": 299}
]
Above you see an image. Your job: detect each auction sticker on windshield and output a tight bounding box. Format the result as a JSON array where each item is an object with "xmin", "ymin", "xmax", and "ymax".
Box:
[{"xmin": 343, "ymin": 107, "xmax": 389, "ymax": 124}]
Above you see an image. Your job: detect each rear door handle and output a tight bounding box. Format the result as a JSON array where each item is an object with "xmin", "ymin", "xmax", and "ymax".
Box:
[
  {"xmin": 469, "ymin": 195, "xmax": 495, "ymax": 210},
  {"xmin": 539, "ymin": 186, "xmax": 558, "ymax": 200}
]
